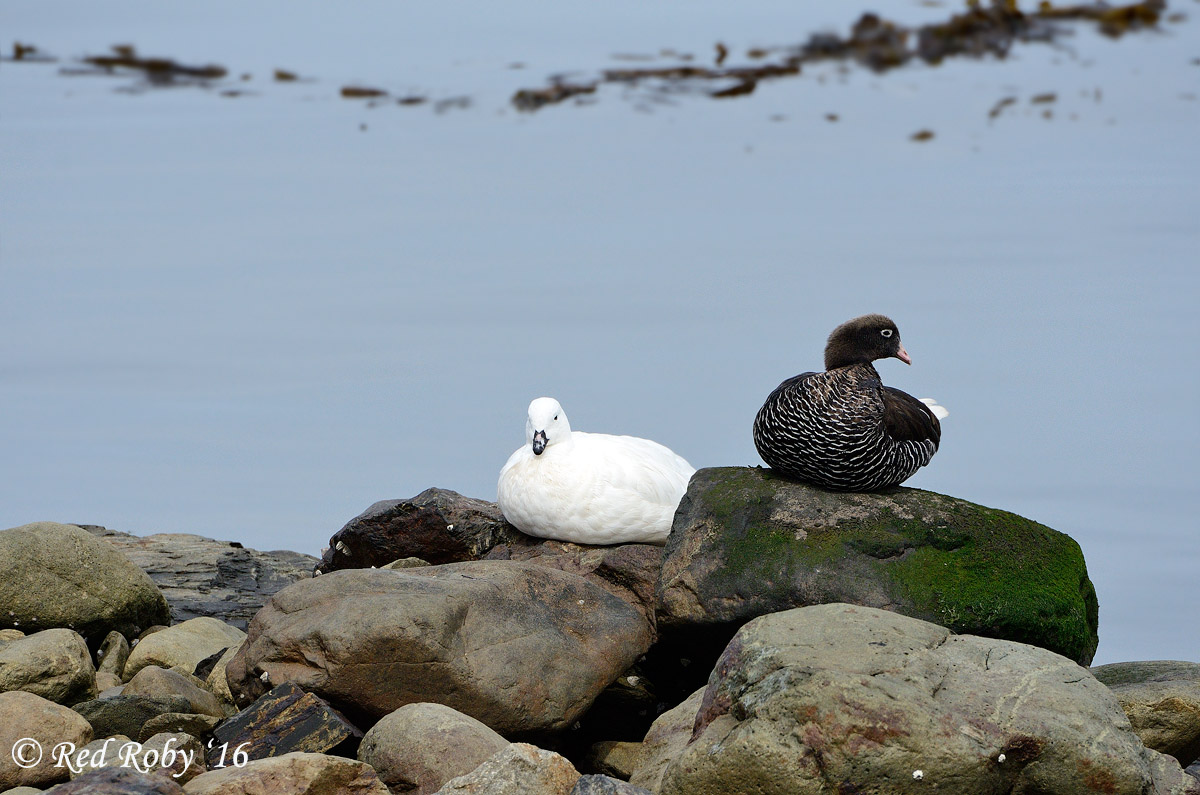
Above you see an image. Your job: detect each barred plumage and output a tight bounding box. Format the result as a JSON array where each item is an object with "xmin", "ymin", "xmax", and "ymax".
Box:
[{"xmin": 753, "ymin": 315, "xmax": 943, "ymax": 491}]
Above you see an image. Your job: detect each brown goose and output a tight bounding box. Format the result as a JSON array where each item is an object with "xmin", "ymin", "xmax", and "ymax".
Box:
[{"xmin": 752, "ymin": 314, "xmax": 947, "ymax": 491}]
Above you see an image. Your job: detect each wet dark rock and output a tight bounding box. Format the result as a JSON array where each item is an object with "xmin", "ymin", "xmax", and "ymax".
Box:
[
  {"xmin": 83, "ymin": 525, "xmax": 314, "ymax": 631},
  {"xmin": 208, "ymin": 682, "xmax": 362, "ymax": 767},
  {"xmin": 658, "ymin": 466, "xmax": 1100, "ymax": 665},
  {"xmin": 73, "ymin": 694, "xmax": 194, "ymax": 740},
  {"xmin": 227, "ymin": 562, "xmax": 653, "ymax": 733},
  {"xmin": 315, "ymin": 488, "xmax": 525, "ymax": 573}
]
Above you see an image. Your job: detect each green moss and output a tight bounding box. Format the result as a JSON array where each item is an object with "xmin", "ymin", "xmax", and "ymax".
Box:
[{"xmin": 679, "ymin": 467, "xmax": 1100, "ymax": 665}]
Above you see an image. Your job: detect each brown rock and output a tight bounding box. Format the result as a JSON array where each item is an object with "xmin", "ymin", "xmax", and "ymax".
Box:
[
  {"xmin": 584, "ymin": 742, "xmax": 642, "ymax": 780},
  {"xmin": 227, "ymin": 562, "xmax": 653, "ymax": 733},
  {"xmin": 0, "ymin": 628, "xmax": 97, "ymax": 705},
  {"xmin": 0, "ymin": 691, "xmax": 93, "ymax": 790},
  {"xmin": 627, "ymin": 687, "xmax": 705, "ymax": 792},
  {"xmin": 208, "ymin": 682, "xmax": 361, "ymax": 767},
  {"xmin": 358, "ymin": 703, "xmax": 508, "ymax": 794},
  {"xmin": 485, "ymin": 539, "xmax": 663, "ymax": 630},
  {"xmin": 64, "ymin": 735, "xmax": 132, "ymax": 779},
  {"xmin": 140, "ymin": 732, "xmax": 207, "ymax": 784},
  {"xmin": 315, "ymin": 489, "xmax": 525, "ymax": 573},
  {"xmin": 1093, "ymin": 661, "xmax": 1200, "ymax": 767},
  {"xmin": 435, "ymin": 743, "xmax": 580, "ymax": 795},
  {"xmin": 123, "ymin": 667, "xmax": 227, "ymax": 718},
  {"xmin": 44, "ymin": 766, "xmax": 186, "ymax": 794},
  {"xmin": 183, "ymin": 751, "xmax": 389, "ymax": 795},
  {"xmin": 96, "ymin": 631, "xmax": 131, "ymax": 678},
  {"xmin": 124, "ymin": 618, "xmax": 246, "ymax": 682}
]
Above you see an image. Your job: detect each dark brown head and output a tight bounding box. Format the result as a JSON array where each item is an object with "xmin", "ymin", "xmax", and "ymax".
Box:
[{"xmin": 824, "ymin": 314, "xmax": 911, "ymax": 370}]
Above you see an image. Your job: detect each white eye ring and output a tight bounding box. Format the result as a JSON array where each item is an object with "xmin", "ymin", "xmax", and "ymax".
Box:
[{"xmin": 881, "ymin": 329, "xmax": 893, "ymax": 338}]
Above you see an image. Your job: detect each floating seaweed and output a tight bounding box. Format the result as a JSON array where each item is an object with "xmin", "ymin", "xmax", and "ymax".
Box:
[
  {"xmin": 340, "ymin": 85, "xmax": 388, "ymax": 98},
  {"xmin": 911, "ymin": 129, "xmax": 936, "ymax": 141},
  {"xmin": 988, "ymin": 95, "xmax": 1019, "ymax": 118},
  {"xmin": 77, "ymin": 45, "xmax": 227, "ymax": 85},
  {"xmin": 511, "ymin": 0, "xmax": 1167, "ymax": 111},
  {"xmin": 8, "ymin": 42, "xmax": 56, "ymax": 63}
]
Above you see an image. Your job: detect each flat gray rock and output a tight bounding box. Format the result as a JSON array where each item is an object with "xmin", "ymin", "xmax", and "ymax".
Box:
[{"xmin": 83, "ymin": 525, "xmax": 315, "ymax": 631}]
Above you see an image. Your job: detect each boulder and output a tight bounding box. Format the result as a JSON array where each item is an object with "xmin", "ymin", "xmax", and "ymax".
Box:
[
  {"xmin": 384, "ymin": 557, "xmax": 433, "ymax": 569},
  {"xmin": 73, "ymin": 694, "xmax": 194, "ymax": 740},
  {"xmin": 83, "ymin": 525, "xmax": 316, "ymax": 631},
  {"xmin": 1093, "ymin": 661, "xmax": 1200, "ymax": 766},
  {"xmin": 96, "ymin": 672, "xmax": 123, "ymax": 692},
  {"xmin": 570, "ymin": 776, "xmax": 653, "ymax": 795},
  {"xmin": 43, "ymin": 766, "xmax": 186, "ymax": 794},
  {"xmin": 485, "ymin": 539, "xmax": 663, "ymax": 630},
  {"xmin": 209, "ymin": 682, "xmax": 361, "ymax": 766},
  {"xmin": 658, "ymin": 467, "xmax": 1099, "ymax": 665},
  {"xmin": 435, "ymin": 743, "xmax": 580, "ymax": 795},
  {"xmin": 660, "ymin": 603, "xmax": 1194, "ymax": 795},
  {"xmin": 0, "ymin": 522, "xmax": 170, "ymax": 644},
  {"xmin": 627, "ymin": 687, "xmax": 705, "ymax": 792},
  {"xmin": 0, "ymin": 629, "xmax": 97, "ymax": 705},
  {"xmin": 315, "ymin": 489, "xmax": 525, "ymax": 573},
  {"xmin": 123, "ymin": 667, "xmax": 227, "ymax": 718},
  {"xmin": 227, "ymin": 562, "xmax": 652, "ymax": 733},
  {"xmin": 124, "ymin": 618, "xmax": 246, "ymax": 681},
  {"xmin": 138, "ymin": 713, "xmax": 222, "ymax": 743},
  {"xmin": 96, "ymin": 631, "xmax": 131, "ymax": 678},
  {"xmin": 357, "ymin": 702, "xmax": 508, "ymax": 794},
  {"xmin": 0, "ymin": 691, "xmax": 93, "ymax": 790},
  {"xmin": 183, "ymin": 751, "xmax": 389, "ymax": 795},
  {"xmin": 2, "ymin": 787, "xmax": 44, "ymax": 794}
]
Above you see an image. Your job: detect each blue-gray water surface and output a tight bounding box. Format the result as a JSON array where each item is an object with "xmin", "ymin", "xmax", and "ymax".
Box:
[{"xmin": 3, "ymin": 0, "xmax": 1197, "ymax": 664}]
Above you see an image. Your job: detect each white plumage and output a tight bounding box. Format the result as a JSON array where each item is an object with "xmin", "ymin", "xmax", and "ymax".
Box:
[
  {"xmin": 919, "ymin": 398, "xmax": 950, "ymax": 420},
  {"xmin": 497, "ymin": 397, "xmax": 695, "ymax": 545}
]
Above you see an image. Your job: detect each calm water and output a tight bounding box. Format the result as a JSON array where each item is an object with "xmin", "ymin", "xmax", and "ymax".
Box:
[{"xmin": 3, "ymin": 1, "xmax": 1197, "ymax": 664}]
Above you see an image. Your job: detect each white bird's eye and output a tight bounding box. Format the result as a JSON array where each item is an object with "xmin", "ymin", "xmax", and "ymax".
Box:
[{"xmin": 881, "ymin": 329, "xmax": 893, "ymax": 338}]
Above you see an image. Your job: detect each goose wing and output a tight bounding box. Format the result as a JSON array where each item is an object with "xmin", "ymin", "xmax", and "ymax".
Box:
[{"xmin": 881, "ymin": 386, "xmax": 942, "ymax": 449}]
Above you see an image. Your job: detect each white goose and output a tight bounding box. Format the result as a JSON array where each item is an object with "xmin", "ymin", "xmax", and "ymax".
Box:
[{"xmin": 497, "ymin": 397, "xmax": 695, "ymax": 545}]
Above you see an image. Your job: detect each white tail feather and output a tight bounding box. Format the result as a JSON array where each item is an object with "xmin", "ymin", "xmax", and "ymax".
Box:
[{"xmin": 919, "ymin": 398, "xmax": 949, "ymax": 420}]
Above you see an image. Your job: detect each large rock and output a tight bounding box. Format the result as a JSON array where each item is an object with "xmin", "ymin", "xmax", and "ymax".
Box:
[
  {"xmin": 315, "ymin": 489, "xmax": 525, "ymax": 573},
  {"xmin": 659, "ymin": 467, "xmax": 1099, "ymax": 665},
  {"xmin": 660, "ymin": 603, "xmax": 1196, "ymax": 795},
  {"xmin": 0, "ymin": 629, "xmax": 97, "ymax": 705},
  {"xmin": 358, "ymin": 702, "xmax": 508, "ymax": 795},
  {"xmin": 1093, "ymin": 661, "xmax": 1200, "ymax": 767},
  {"xmin": 96, "ymin": 631, "xmax": 131, "ymax": 678},
  {"xmin": 83, "ymin": 525, "xmax": 317, "ymax": 631},
  {"xmin": 227, "ymin": 562, "xmax": 652, "ymax": 733},
  {"xmin": 627, "ymin": 687, "xmax": 705, "ymax": 793},
  {"xmin": 183, "ymin": 751, "xmax": 389, "ymax": 794},
  {"xmin": 209, "ymin": 682, "xmax": 361, "ymax": 766},
  {"xmin": 124, "ymin": 618, "xmax": 246, "ymax": 681},
  {"xmin": 0, "ymin": 691, "xmax": 93, "ymax": 790},
  {"xmin": 123, "ymin": 666, "xmax": 227, "ymax": 718},
  {"xmin": 0, "ymin": 522, "xmax": 170, "ymax": 644},
  {"xmin": 485, "ymin": 539, "xmax": 663, "ymax": 630},
  {"xmin": 435, "ymin": 743, "xmax": 580, "ymax": 795}
]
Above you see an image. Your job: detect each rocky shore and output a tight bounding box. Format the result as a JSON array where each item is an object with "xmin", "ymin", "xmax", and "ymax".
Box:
[{"xmin": 1, "ymin": 467, "xmax": 1197, "ymax": 794}]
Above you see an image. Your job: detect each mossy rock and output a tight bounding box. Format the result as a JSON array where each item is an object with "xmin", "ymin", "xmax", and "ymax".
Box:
[{"xmin": 657, "ymin": 467, "xmax": 1099, "ymax": 665}]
